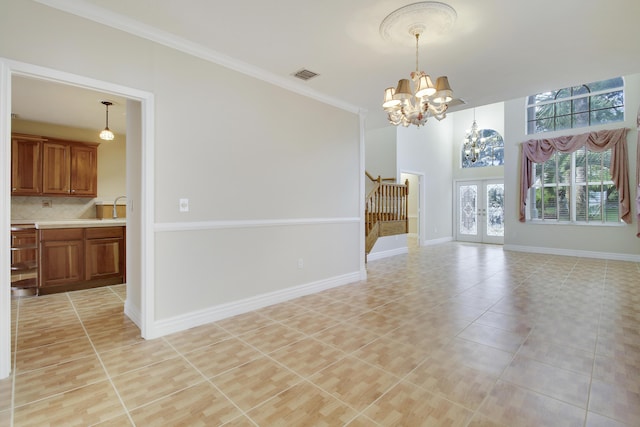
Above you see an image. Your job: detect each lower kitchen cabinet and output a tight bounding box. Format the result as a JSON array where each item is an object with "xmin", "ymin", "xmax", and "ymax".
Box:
[
  {"xmin": 85, "ymin": 227, "xmax": 125, "ymax": 281},
  {"xmin": 11, "ymin": 226, "xmax": 39, "ymax": 295},
  {"xmin": 40, "ymin": 228, "xmax": 84, "ymax": 288},
  {"xmin": 39, "ymin": 226, "xmax": 125, "ymax": 294}
]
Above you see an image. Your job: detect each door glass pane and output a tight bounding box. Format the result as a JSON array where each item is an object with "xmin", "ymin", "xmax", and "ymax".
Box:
[
  {"xmin": 486, "ymin": 184, "xmax": 504, "ymax": 237},
  {"xmin": 459, "ymin": 185, "xmax": 477, "ymax": 235}
]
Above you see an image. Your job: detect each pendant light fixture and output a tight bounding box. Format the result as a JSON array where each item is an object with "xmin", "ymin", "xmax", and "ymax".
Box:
[{"xmin": 99, "ymin": 101, "xmax": 115, "ymax": 141}]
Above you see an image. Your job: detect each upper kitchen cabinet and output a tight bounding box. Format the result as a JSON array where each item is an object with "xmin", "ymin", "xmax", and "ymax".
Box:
[
  {"xmin": 12, "ymin": 133, "xmax": 99, "ymax": 198},
  {"xmin": 42, "ymin": 140, "xmax": 98, "ymax": 196},
  {"xmin": 70, "ymin": 144, "xmax": 98, "ymax": 196},
  {"xmin": 11, "ymin": 134, "xmax": 44, "ymax": 195},
  {"xmin": 42, "ymin": 141, "xmax": 70, "ymax": 195}
]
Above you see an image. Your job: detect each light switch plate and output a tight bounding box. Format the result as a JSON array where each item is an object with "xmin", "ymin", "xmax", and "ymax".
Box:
[{"xmin": 179, "ymin": 198, "xmax": 189, "ymax": 212}]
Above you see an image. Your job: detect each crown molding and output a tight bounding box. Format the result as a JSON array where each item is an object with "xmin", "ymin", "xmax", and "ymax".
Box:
[{"xmin": 33, "ymin": 0, "xmax": 361, "ymax": 114}]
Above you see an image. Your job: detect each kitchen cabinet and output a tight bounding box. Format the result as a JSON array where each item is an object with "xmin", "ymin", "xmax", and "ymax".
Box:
[
  {"xmin": 11, "ymin": 134, "xmax": 44, "ymax": 195},
  {"xmin": 42, "ymin": 140, "xmax": 98, "ymax": 197},
  {"xmin": 70, "ymin": 144, "xmax": 98, "ymax": 196},
  {"xmin": 39, "ymin": 225, "xmax": 125, "ymax": 294},
  {"xmin": 42, "ymin": 141, "xmax": 70, "ymax": 195},
  {"xmin": 85, "ymin": 227, "xmax": 125, "ymax": 281},
  {"xmin": 39, "ymin": 228, "xmax": 84, "ymax": 289},
  {"xmin": 11, "ymin": 226, "xmax": 38, "ymax": 295}
]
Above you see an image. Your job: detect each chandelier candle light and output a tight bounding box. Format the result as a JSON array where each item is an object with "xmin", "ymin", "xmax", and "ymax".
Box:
[{"xmin": 380, "ymin": 2, "xmax": 456, "ymax": 127}]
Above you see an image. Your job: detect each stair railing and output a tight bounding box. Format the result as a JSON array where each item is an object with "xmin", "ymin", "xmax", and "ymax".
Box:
[{"xmin": 365, "ymin": 172, "xmax": 409, "ymax": 254}]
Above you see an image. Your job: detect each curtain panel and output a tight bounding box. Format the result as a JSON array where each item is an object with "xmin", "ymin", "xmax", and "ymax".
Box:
[{"xmin": 519, "ymin": 128, "xmax": 631, "ymax": 224}]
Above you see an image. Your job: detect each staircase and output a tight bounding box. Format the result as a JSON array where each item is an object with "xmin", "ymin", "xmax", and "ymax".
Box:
[{"xmin": 365, "ymin": 172, "xmax": 409, "ymax": 257}]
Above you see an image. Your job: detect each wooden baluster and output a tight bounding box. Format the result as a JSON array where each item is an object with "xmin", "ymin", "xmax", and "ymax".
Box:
[{"xmin": 394, "ymin": 185, "xmax": 398, "ymax": 220}]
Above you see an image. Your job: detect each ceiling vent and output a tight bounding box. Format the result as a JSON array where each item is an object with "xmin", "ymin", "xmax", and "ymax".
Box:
[{"xmin": 292, "ymin": 69, "xmax": 319, "ymax": 81}]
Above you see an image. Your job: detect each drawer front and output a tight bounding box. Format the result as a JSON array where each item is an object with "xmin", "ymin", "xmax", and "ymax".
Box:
[
  {"xmin": 85, "ymin": 226, "xmax": 124, "ymax": 240},
  {"xmin": 41, "ymin": 228, "xmax": 84, "ymax": 241}
]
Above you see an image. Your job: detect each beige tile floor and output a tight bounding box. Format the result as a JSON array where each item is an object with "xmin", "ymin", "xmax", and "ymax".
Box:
[{"xmin": 2, "ymin": 242, "xmax": 640, "ymax": 426}]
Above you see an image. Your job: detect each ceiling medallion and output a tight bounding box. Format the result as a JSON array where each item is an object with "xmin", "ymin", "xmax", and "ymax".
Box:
[{"xmin": 380, "ymin": 2, "xmax": 457, "ymax": 46}]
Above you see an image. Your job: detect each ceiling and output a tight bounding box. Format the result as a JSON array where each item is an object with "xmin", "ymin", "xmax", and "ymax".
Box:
[{"xmin": 13, "ymin": 0, "xmax": 640, "ymax": 132}]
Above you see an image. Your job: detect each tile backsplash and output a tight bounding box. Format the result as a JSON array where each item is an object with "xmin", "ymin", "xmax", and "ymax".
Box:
[{"xmin": 11, "ymin": 196, "xmax": 97, "ymax": 220}]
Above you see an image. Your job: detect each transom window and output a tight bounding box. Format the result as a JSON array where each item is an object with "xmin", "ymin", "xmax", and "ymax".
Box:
[
  {"xmin": 530, "ymin": 147, "xmax": 620, "ymax": 223},
  {"xmin": 526, "ymin": 77, "xmax": 624, "ymax": 134}
]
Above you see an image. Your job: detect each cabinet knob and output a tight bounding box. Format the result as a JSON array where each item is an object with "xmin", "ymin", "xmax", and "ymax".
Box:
[
  {"xmin": 12, "ymin": 188, "xmax": 16, "ymax": 191},
  {"xmin": 70, "ymin": 190, "xmax": 75, "ymax": 193}
]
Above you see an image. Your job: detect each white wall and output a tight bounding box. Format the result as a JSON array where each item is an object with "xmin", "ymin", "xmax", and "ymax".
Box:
[
  {"xmin": 125, "ymin": 99, "xmax": 142, "ymax": 324},
  {"xmin": 503, "ymin": 73, "xmax": 640, "ymax": 258},
  {"xmin": 365, "ymin": 126, "xmax": 397, "ymax": 179},
  {"xmin": 1, "ymin": 0, "xmax": 362, "ymax": 324},
  {"xmin": 397, "ymin": 119, "xmax": 454, "ymax": 244}
]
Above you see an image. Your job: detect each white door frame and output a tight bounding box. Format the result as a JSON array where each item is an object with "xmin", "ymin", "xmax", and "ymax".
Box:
[
  {"xmin": 400, "ymin": 170, "xmax": 424, "ymax": 246},
  {"xmin": 454, "ymin": 178, "xmax": 504, "ymax": 245},
  {"xmin": 0, "ymin": 58, "xmax": 156, "ymax": 379}
]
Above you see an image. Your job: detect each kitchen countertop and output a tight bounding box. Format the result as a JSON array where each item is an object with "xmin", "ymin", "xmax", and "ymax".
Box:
[{"xmin": 11, "ymin": 219, "xmax": 126, "ymax": 229}]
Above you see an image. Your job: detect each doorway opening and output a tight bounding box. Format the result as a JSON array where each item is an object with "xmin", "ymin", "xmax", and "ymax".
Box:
[
  {"xmin": 400, "ymin": 171, "xmax": 423, "ymax": 248},
  {"xmin": 0, "ymin": 59, "xmax": 155, "ymax": 379}
]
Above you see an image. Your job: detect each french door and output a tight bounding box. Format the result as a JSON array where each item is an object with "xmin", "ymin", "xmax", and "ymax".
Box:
[{"xmin": 456, "ymin": 179, "xmax": 504, "ymax": 244}]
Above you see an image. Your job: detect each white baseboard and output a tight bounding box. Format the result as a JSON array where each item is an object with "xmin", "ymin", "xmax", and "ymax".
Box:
[
  {"xmin": 504, "ymin": 244, "xmax": 640, "ymax": 262},
  {"xmin": 367, "ymin": 247, "xmax": 409, "ymax": 262},
  {"xmin": 124, "ymin": 299, "xmax": 142, "ymax": 329},
  {"xmin": 148, "ymin": 271, "xmax": 362, "ymax": 338},
  {"xmin": 423, "ymin": 236, "xmax": 453, "ymax": 246}
]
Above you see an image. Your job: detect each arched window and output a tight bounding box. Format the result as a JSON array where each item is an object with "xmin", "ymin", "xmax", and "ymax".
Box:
[
  {"xmin": 526, "ymin": 77, "xmax": 624, "ymax": 134},
  {"xmin": 461, "ymin": 128, "xmax": 504, "ymax": 168}
]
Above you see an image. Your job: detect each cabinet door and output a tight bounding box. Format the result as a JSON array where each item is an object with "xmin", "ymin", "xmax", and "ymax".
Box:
[
  {"xmin": 11, "ymin": 137, "xmax": 42, "ymax": 195},
  {"xmin": 42, "ymin": 142, "xmax": 70, "ymax": 195},
  {"xmin": 70, "ymin": 145, "xmax": 98, "ymax": 196},
  {"xmin": 40, "ymin": 239, "xmax": 84, "ymax": 287},
  {"xmin": 85, "ymin": 237, "xmax": 124, "ymax": 281}
]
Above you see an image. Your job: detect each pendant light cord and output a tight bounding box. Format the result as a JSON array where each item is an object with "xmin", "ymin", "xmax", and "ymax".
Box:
[{"xmin": 415, "ymin": 33, "xmax": 420, "ymax": 73}]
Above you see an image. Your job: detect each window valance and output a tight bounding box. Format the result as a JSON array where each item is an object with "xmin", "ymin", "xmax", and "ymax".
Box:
[{"xmin": 519, "ymin": 128, "xmax": 630, "ymax": 224}]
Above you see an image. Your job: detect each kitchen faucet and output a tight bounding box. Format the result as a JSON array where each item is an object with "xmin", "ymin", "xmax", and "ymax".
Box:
[{"xmin": 113, "ymin": 195, "xmax": 127, "ymax": 219}]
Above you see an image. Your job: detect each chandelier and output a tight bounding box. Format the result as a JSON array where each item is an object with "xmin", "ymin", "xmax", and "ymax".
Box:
[
  {"xmin": 463, "ymin": 114, "xmax": 484, "ymax": 163},
  {"xmin": 380, "ymin": 2, "xmax": 456, "ymax": 127}
]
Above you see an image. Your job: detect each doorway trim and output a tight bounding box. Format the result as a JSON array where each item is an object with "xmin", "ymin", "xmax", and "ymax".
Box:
[{"xmin": 0, "ymin": 58, "xmax": 155, "ymax": 379}]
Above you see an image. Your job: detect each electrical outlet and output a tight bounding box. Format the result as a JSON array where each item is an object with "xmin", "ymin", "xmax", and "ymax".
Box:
[
  {"xmin": 297, "ymin": 258, "xmax": 304, "ymax": 269},
  {"xmin": 42, "ymin": 199, "xmax": 52, "ymax": 208},
  {"xmin": 179, "ymin": 198, "xmax": 189, "ymax": 212}
]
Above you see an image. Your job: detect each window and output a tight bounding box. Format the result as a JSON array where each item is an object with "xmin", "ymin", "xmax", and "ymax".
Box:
[
  {"xmin": 461, "ymin": 128, "xmax": 504, "ymax": 168},
  {"xmin": 530, "ymin": 147, "xmax": 620, "ymax": 223},
  {"xmin": 526, "ymin": 77, "xmax": 624, "ymax": 134}
]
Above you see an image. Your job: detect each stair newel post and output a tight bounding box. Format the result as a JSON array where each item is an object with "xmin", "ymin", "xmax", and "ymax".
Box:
[{"xmin": 404, "ymin": 179, "xmax": 409, "ymax": 233}]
